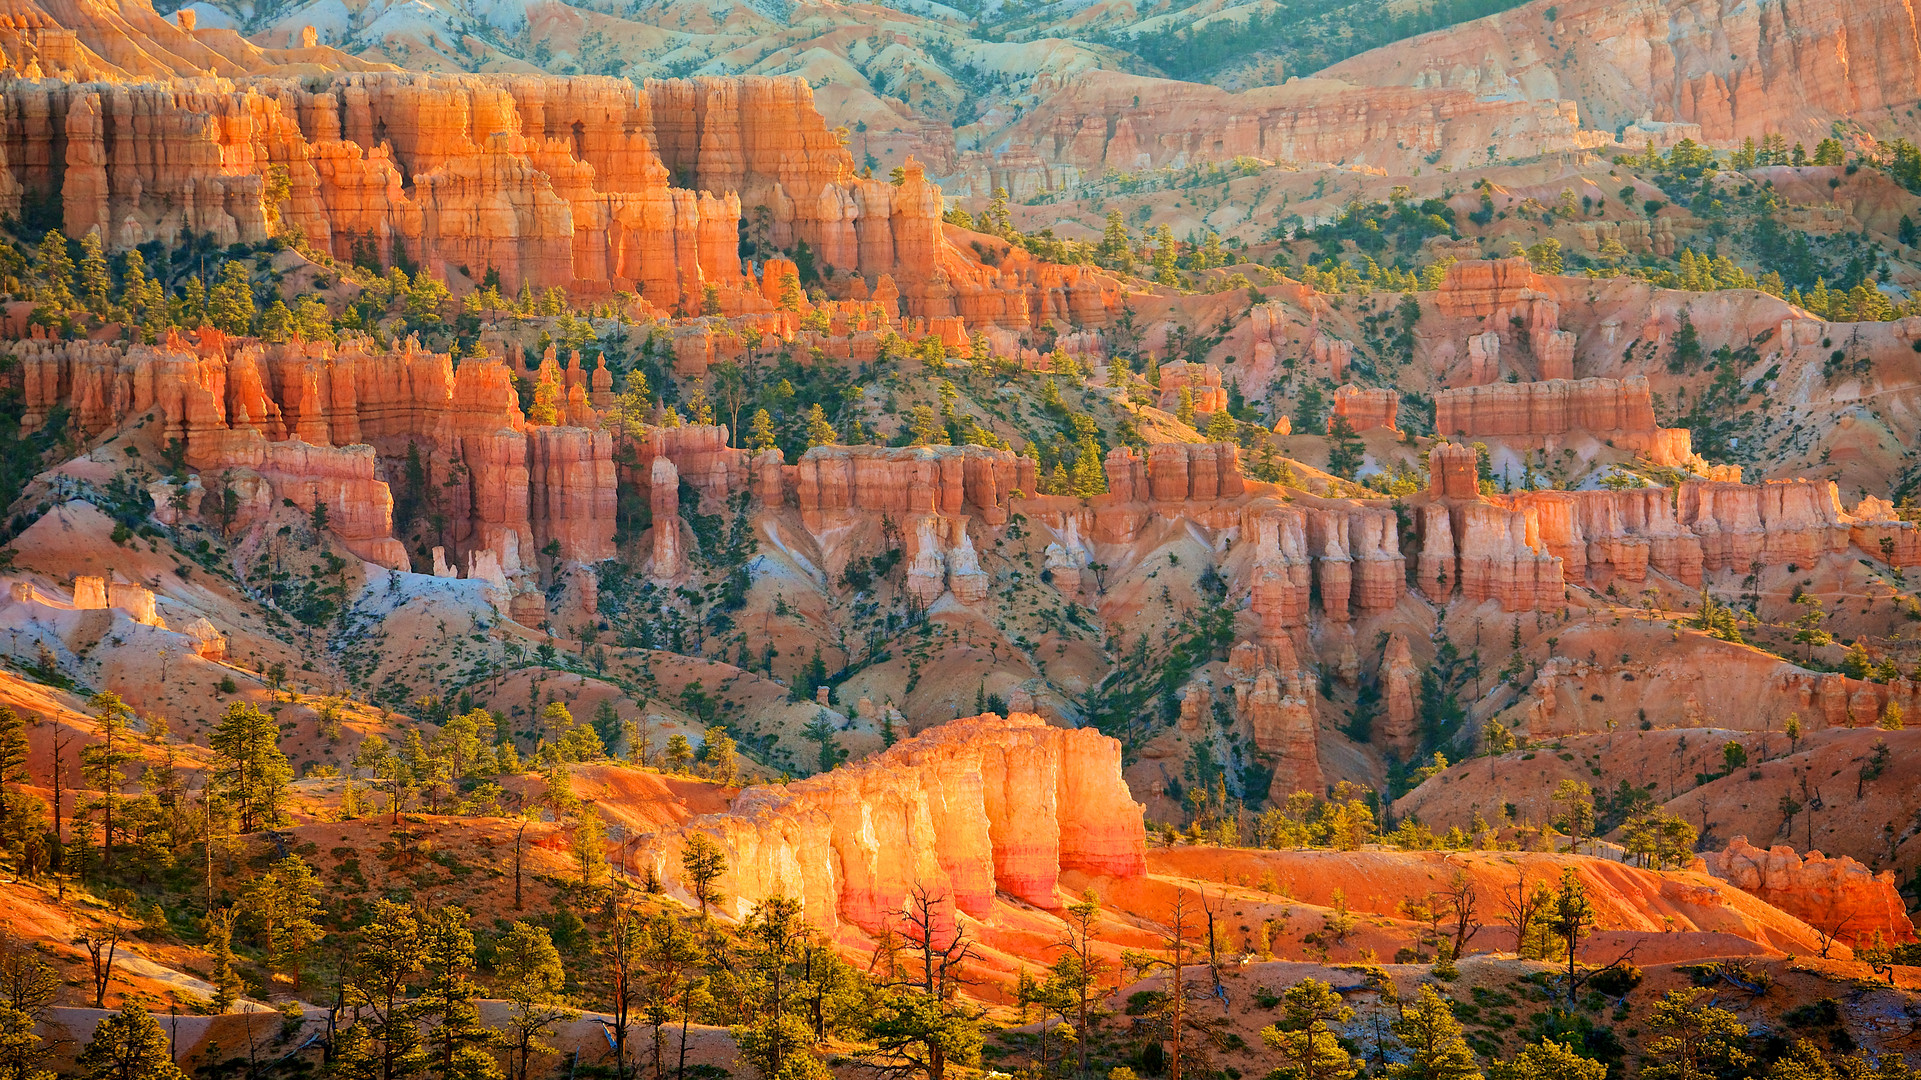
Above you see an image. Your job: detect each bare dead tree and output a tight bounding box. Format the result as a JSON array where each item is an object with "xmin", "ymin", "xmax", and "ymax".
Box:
[
  {"xmin": 79, "ymin": 929, "xmax": 120, "ymax": 1008},
  {"xmin": 1498, "ymin": 865, "xmax": 1545, "ymax": 956},
  {"xmin": 1810, "ymin": 904, "xmax": 1854, "ymax": 960},
  {"xmin": 889, "ymin": 882, "xmax": 977, "ymax": 1000},
  {"xmin": 1444, "ymin": 868, "xmax": 1480, "ymax": 959}
]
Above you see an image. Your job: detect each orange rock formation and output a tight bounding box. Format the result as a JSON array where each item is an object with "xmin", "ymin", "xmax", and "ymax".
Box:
[
  {"xmin": 1322, "ymin": 0, "xmax": 1921, "ymax": 145},
  {"xmin": 0, "ymin": 74, "xmax": 1122, "ymax": 329},
  {"xmin": 1703, "ymin": 837, "xmax": 1918, "ymax": 948},
  {"xmin": 1331, "ymin": 383, "xmax": 1398, "ymax": 432},
  {"xmin": 643, "ymin": 713, "xmax": 1146, "ymax": 933}
]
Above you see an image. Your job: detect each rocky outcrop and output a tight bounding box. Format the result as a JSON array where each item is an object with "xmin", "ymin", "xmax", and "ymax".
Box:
[
  {"xmin": 1156, "ymin": 361, "xmax": 1227, "ymax": 414},
  {"xmin": 1434, "ymin": 377, "xmax": 1696, "ymax": 467},
  {"xmin": 1679, "ymin": 479, "xmax": 1852, "ymax": 573},
  {"xmin": 648, "ymin": 456, "xmax": 683, "ymax": 580},
  {"xmin": 1322, "ymin": 0, "xmax": 1921, "ymax": 145},
  {"xmin": 1103, "ymin": 443, "xmax": 1245, "ymax": 503},
  {"xmin": 1427, "ymin": 441, "xmax": 1481, "ymax": 499},
  {"xmin": 1240, "ymin": 500, "xmax": 1405, "ymax": 629},
  {"xmin": 11, "ymin": 331, "xmax": 619, "ymax": 576},
  {"xmin": 1224, "ymin": 639, "xmax": 1321, "ymax": 798},
  {"xmin": 642, "ymin": 713, "xmax": 1146, "ymax": 932},
  {"xmin": 794, "ymin": 445, "xmax": 1035, "ymax": 531},
  {"xmin": 1379, "ymin": 631, "xmax": 1418, "ymax": 755},
  {"xmin": 949, "ymin": 69, "xmax": 1601, "ymax": 188},
  {"xmin": 1331, "ymin": 384, "xmax": 1398, "ymax": 432},
  {"xmin": 904, "ymin": 515, "xmax": 989, "ymax": 606},
  {"xmin": 1703, "ymin": 837, "xmax": 1918, "ymax": 948},
  {"xmin": 0, "ymin": 73, "xmax": 1121, "ymax": 327},
  {"xmin": 1434, "ymin": 258, "xmax": 1545, "ymax": 319},
  {"xmin": 1847, "ymin": 497, "xmax": 1921, "ymax": 568},
  {"xmin": 1417, "ymin": 496, "xmax": 1564, "ymax": 611},
  {"xmin": 1516, "ymin": 488, "xmax": 1705, "ymax": 587}
]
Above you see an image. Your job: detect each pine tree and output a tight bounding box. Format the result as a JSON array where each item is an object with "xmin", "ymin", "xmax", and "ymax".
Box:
[
  {"xmin": 1153, "ymin": 225, "xmax": 1179, "ymax": 285},
  {"xmin": 338, "ymin": 899, "xmax": 427, "ymax": 1080},
  {"xmin": 750, "ymin": 409, "xmax": 778, "ymax": 452},
  {"xmin": 76, "ymin": 1004, "xmax": 185, "ymax": 1080},
  {"xmin": 179, "ymin": 276, "xmax": 208, "ymax": 328},
  {"xmin": 1489, "ymin": 1039, "xmax": 1606, "ymax": 1080},
  {"xmin": 209, "ymin": 702, "xmax": 292, "ymax": 833},
  {"xmin": 240, "ymin": 855, "xmax": 325, "ymax": 989},
  {"xmin": 208, "ymin": 261, "xmax": 256, "ymax": 335},
  {"xmin": 733, "ymin": 897, "xmax": 830, "ymax": 1080},
  {"xmin": 1326, "ymin": 415, "xmax": 1364, "ymax": 480},
  {"xmin": 529, "ymin": 367, "xmax": 560, "ymax": 425},
  {"xmin": 805, "ymin": 404, "xmax": 837, "ymax": 448},
  {"xmin": 908, "ymin": 406, "xmax": 947, "ymax": 446},
  {"xmin": 259, "ymin": 300, "xmax": 294, "ymax": 342},
  {"xmin": 1641, "ymin": 989, "xmax": 1752, "ymax": 1080},
  {"xmin": 81, "ymin": 692, "xmax": 138, "ymax": 874},
  {"xmin": 33, "ymin": 231, "xmax": 73, "ymax": 310},
  {"xmin": 680, "ymin": 832, "xmax": 727, "ymax": 918},
  {"xmin": 417, "ymin": 908, "xmax": 501, "ymax": 1080},
  {"xmin": 1205, "ymin": 408, "xmax": 1236, "ymax": 442},
  {"xmin": 1097, "ymin": 210, "xmax": 1134, "ymax": 273},
  {"xmin": 0, "ymin": 706, "xmax": 29, "ymax": 867},
  {"xmin": 1070, "ymin": 435, "xmax": 1108, "ymax": 498},
  {"xmin": 496, "ymin": 923, "xmax": 575, "ymax": 1080},
  {"xmin": 1387, "ymin": 985, "xmax": 1482, "ymax": 1080},
  {"xmin": 1258, "ymin": 978, "xmax": 1358, "ymax": 1080},
  {"xmin": 78, "ymin": 231, "xmax": 112, "ymax": 317}
]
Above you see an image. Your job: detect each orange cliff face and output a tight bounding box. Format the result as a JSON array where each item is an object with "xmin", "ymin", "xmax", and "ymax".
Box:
[
  {"xmin": 1320, "ymin": 0, "xmax": 1921, "ymax": 145},
  {"xmin": 1703, "ymin": 837, "xmax": 1918, "ymax": 949},
  {"xmin": 10, "ymin": 331, "xmax": 616, "ymax": 574},
  {"xmin": 0, "ymin": 71, "xmax": 1124, "ymax": 331},
  {"xmin": 945, "ymin": 68, "xmax": 1608, "ymax": 198},
  {"xmin": 642, "ymin": 713, "xmax": 1147, "ymax": 935}
]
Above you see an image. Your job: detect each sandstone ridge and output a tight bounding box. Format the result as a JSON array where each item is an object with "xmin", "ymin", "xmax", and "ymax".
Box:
[{"xmin": 642, "ymin": 712, "xmax": 1147, "ymax": 934}]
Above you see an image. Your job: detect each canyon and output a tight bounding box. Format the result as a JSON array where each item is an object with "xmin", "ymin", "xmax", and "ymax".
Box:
[{"xmin": 0, "ymin": 0, "xmax": 1918, "ymax": 1063}]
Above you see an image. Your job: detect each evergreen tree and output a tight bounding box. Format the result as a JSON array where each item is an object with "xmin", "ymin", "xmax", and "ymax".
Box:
[
  {"xmin": 805, "ymin": 404, "xmax": 837, "ymax": 448},
  {"xmin": 338, "ymin": 899, "xmax": 427, "ymax": 1080},
  {"xmin": 209, "ymin": 261, "xmax": 256, "ymax": 335},
  {"xmin": 179, "ymin": 276, "xmax": 208, "ymax": 328},
  {"xmin": 1326, "ymin": 415, "xmax": 1365, "ymax": 480},
  {"xmin": 78, "ymin": 231, "xmax": 112, "ymax": 317},
  {"xmin": 699, "ymin": 725, "xmax": 739, "ymax": 786},
  {"xmin": 240, "ymin": 855, "xmax": 325, "ymax": 989},
  {"xmin": 750, "ymin": 409, "xmax": 778, "ymax": 452},
  {"xmin": 81, "ymin": 692, "xmax": 138, "ymax": 874},
  {"xmin": 76, "ymin": 1004, "xmax": 185, "ymax": 1080},
  {"xmin": 1258, "ymin": 978, "xmax": 1358, "ymax": 1080},
  {"xmin": 259, "ymin": 300, "xmax": 294, "ymax": 342},
  {"xmin": 1097, "ymin": 211, "xmax": 1134, "ymax": 273},
  {"xmin": 417, "ymin": 908, "xmax": 500, "ymax": 1080},
  {"xmin": 0, "ymin": 708, "xmax": 32, "ymax": 869},
  {"xmin": 210, "ymin": 701, "xmax": 292, "ymax": 833},
  {"xmin": 1641, "ymin": 989, "xmax": 1752, "ymax": 1080},
  {"xmin": 496, "ymin": 922, "xmax": 575, "ymax": 1080},
  {"xmin": 1387, "ymin": 985, "xmax": 1482, "ymax": 1080},
  {"xmin": 1489, "ymin": 1039, "xmax": 1606, "ymax": 1080},
  {"xmin": 529, "ymin": 366, "xmax": 560, "ymax": 425},
  {"xmin": 1070, "ymin": 435, "xmax": 1108, "ymax": 497},
  {"xmin": 33, "ymin": 231, "xmax": 73, "ymax": 310},
  {"xmin": 1204, "ymin": 408, "xmax": 1236, "ymax": 442},
  {"xmin": 1152, "ymin": 225, "xmax": 1179, "ymax": 285},
  {"xmin": 680, "ymin": 832, "xmax": 727, "ymax": 918},
  {"xmin": 908, "ymin": 406, "xmax": 947, "ymax": 446},
  {"xmin": 732, "ymin": 897, "xmax": 829, "ymax": 1080}
]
